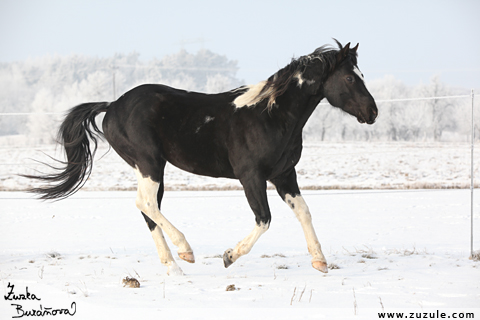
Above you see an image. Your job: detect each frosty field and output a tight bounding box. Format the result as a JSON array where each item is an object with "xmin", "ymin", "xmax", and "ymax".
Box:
[
  {"xmin": 1, "ymin": 189, "xmax": 479, "ymax": 319},
  {"xmin": 1, "ymin": 141, "xmax": 479, "ymax": 319},
  {"xmin": 1, "ymin": 141, "xmax": 479, "ymax": 192}
]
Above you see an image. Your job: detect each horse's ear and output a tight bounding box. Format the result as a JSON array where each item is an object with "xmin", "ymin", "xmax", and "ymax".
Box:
[
  {"xmin": 337, "ymin": 42, "xmax": 350, "ymax": 63},
  {"xmin": 352, "ymin": 43, "xmax": 359, "ymax": 53},
  {"xmin": 343, "ymin": 42, "xmax": 351, "ymax": 53}
]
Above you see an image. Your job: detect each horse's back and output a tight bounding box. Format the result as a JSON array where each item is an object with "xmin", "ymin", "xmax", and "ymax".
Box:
[{"xmin": 102, "ymin": 84, "xmax": 237, "ymax": 179}]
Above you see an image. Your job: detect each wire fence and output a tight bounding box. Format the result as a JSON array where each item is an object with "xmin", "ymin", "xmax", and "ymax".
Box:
[
  {"xmin": 0, "ymin": 93, "xmax": 475, "ymax": 115},
  {"xmin": 0, "ymin": 92, "xmax": 477, "ymax": 255},
  {"xmin": 0, "ymin": 92, "xmax": 476, "ymax": 173},
  {"xmin": 0, "ymin": 93, "xmax": 477, "ymax": 202}
]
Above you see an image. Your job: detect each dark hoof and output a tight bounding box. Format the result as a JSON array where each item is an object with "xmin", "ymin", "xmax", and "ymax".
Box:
[{"xmin": 223, "ymin": 249, "xmax": 234, "ymax": 268}]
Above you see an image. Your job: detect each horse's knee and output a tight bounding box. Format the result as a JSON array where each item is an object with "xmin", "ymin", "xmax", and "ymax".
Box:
[
  {"xmin": 285, "ymin": 194, "xmax": 311, "ymax": 222},
  {"xmin": 136, "ymin": 193, "xmax": 155, "ymax": 211},
  {"xmin": 255, "ymin": 214, "xmax": 271, "ymax": 228},
  {"xmin": 258, "ymin": 220, "xmax": 270, "ymax": 231}
]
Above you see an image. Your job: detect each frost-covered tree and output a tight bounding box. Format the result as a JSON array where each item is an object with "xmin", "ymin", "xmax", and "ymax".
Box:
[
  {"xmin": 205, "ymin": 73, "xmax": 235, "ymax": 93},
  {"xmin": 0, "ymin": 63, "xmax": 32, "ymax": 135},
  {"xmin": 368, "ymin": 75, "xmax": 410, "ymax": 141},
  {"xmin": 303, "ymin": 74, "xmax": 472, "ymax": 142},
  {"xmin": 304, "ymin": 105, "xmax": 335, "ymax": 141},
  {"xmin": 416, "ymin": 75, "xmax": 456, "ymax": 141},
  {"xmin": 0, "ymin": 49, "xmax": 242, "ymax": 142},
  {"xmin": 146, "ymin": 49, "xmax": 241, "ymax": 92},
  {"xmin": 28, "ymin": 88, "xmax": 58, "ymax": 143},
  {"xmin": 0, "ymin": 50, "xmax": 474, "ymax": 143}
]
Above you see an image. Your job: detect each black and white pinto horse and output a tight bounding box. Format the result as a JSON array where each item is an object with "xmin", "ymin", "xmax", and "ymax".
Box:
[{"xmin": 26, "ymin": 41, "xmax": 377, "ymax": 275}]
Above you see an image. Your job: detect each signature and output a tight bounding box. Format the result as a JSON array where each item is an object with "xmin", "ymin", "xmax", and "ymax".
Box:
[
  {"xmin": 4, "ymin": 283, "xmax": 41, "ymax": 301},
  {"xmin": 4, "ymin": 283, "xmax": 76, "ymax": 318}
]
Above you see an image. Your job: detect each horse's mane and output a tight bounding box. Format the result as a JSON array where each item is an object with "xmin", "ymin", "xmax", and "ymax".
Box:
[{"xmin": 234, "ymin": 40, "xmax": 357, "ymax": 110}]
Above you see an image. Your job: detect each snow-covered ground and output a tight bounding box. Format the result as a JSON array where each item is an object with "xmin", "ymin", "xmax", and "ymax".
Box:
[
  {"xmin": 1, "ymin": 141, "xmax": 479, "ymax": 192},
  {"xmin": 1, "ymin": 140, "xmax": 479, "ymax": 318},
  {"xmin": 1, "ymin": 190, "xmax": 479, "ymax": 319}
]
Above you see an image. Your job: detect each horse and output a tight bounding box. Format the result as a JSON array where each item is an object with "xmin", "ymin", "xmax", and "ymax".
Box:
[{"xmin": 25, "ymin": 40, "xmax": 377, "ymax": 275}]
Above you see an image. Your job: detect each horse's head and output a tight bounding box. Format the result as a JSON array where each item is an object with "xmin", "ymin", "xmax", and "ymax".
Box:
[{"xmin": 323, "ymin": 41, "xmax": 377, "ymax": 125}]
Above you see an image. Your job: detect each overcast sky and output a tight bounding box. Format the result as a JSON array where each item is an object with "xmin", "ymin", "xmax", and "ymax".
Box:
[{"xmin": 1, "ymin": 0, "xmax": 479, "ymax": 89}]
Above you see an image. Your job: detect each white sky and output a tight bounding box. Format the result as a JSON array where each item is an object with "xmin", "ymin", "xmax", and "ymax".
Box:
[{"xmin": 1, "ymin": 0, "xmax": 479, "ymax": 89}]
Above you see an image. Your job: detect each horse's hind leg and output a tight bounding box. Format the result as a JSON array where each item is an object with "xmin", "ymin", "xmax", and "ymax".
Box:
[
  {"xmin": 134, "ymin": 167, "xmax": 194, "ymax": 275},
  {"xmin": 141, "ymin": 212, "xmax": 183, "ymax": 276},
  {"xmin": 154, "ymin": 179, "xmax": 195, "ymax": 264}
]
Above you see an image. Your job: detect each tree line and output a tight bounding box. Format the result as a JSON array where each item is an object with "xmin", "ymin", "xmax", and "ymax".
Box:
[
  {"xmin": 0, "ymin": 50, "xmax": 476, "ymax": 143},
  {"xmin": 305, "ymin": 75, "xmax": 477, "ymax": 142}
]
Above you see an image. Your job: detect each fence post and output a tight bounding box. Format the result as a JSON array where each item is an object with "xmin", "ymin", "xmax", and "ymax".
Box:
[{"xmin": 471, "ymin": 89, "xmax": 475, "ymax": 258}]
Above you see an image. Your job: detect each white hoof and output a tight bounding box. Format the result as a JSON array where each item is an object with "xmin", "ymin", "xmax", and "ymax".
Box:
[
  {"xmin": 167, "ymin": 262, "xmax": 184, "ymax": 276},
  {"xmin": 312, "ymin": 260, "xmax": 328, "ymax": 273}
]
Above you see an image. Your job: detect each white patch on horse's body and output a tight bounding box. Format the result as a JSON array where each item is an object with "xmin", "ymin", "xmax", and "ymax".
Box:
[
  {"xmin": 295, "ymin": 73, "xmax": 305, "ymax": 87},
  {"xmin": 195, "ymin": 116, "xmax": 215, "ymax": 133},
  {"xmin": 133, "ymin": 167, "xmax": 193, "ymax": 275},
  {"xmin": 232, "ymin": 81, "xmax": 278, "ymax": 108},
  {"xmin": 294, "ymin": 72, "xmax": 316, "ymax": 88},
  {"xmin": 353, "ymin": 66, "xmax": 365, "ymax": 82},
  {"xmin": 284, "ymin": 194, "xmax": 327, "ymax": 272},
  {"xmin": 225, "ymin": 222, "xmax": 269, "ymax": 263}
]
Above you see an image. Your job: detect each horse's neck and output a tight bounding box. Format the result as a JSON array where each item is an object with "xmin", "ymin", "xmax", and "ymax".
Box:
[{"xmin": 277, "ymin": 86, "xmax": 324, "ymax": 130}]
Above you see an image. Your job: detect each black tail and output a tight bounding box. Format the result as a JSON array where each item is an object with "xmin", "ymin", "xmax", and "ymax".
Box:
[{"xmin": 23, "ymin": 102, "xmax": 110, "ymax": 200}]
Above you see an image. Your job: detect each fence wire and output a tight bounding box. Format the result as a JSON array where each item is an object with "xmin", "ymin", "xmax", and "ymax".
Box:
[
  {"xmin": 0, "ymin": 92, "xmax": 477, "ymax": 255},
  {"xmin": 0, "ymin": 94, "xmax": 474, "ymax": 116}
]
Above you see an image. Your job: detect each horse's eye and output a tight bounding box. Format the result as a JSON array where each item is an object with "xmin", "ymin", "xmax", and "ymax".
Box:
[{"xmin": 346, "ymin": 76, "xmax": 354, "ymax": 83}]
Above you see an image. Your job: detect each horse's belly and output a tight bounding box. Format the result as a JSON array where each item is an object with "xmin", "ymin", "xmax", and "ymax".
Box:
[{"xmin": 162, "ymin": 141, "xmax": 236, "ymax": 180}]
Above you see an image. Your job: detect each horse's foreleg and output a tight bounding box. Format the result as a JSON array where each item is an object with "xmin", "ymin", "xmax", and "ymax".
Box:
[
  {"xmin": 285, "ymin": 194, "xmax": 328, "ymax": 273},
  {"xmin": 223, "ymin": 175, "xmax": 271, "ymax": 268},
  {"xmin": 223, "ymin": 221, "xmax": 269, "ymax": 268},
  {"xmin": 271, "ymin": 169, "xmax": 328, "ymax": 273}
]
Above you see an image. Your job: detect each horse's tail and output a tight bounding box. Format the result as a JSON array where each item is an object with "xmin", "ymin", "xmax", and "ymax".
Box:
[{"xmin": 24, "ymin": 102, "xmax": 110, "ymax": 200}]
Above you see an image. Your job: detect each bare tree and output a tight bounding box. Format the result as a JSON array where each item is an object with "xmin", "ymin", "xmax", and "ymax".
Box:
[{"xmin": 419, "ymin": 75, "xmax": 455, "ymax": 141}]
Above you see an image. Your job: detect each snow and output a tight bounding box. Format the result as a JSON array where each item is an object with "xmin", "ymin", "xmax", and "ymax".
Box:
[
  {"xmin": 2, "ymin": 141, "xmax": 479, "ymax": 192},
  {"xmin": 1, "ymin": 189, "xmax": 479, "ymax": 319},
  {"xmin": 1, "ymin": 140, "xmax": 479, "ymax": 318}
]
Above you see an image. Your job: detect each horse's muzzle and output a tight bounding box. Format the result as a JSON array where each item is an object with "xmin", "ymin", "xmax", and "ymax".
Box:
[{"xmin": 364, "ymin": 104, "xmax": 378, "ymax": 125}]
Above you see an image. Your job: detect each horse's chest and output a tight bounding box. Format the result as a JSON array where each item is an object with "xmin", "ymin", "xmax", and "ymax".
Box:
[{"xmin": 267, "ymin": 147, "xmax": 302, "ymax": 179}]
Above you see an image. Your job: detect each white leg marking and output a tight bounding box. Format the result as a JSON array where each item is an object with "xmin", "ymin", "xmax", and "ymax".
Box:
[
  {"xmin": 353, "ymin": 66, "xmax": 365, "ymax": 82},
  {"xmin": 226, "ymin": 222, "xmax": 269, "ymax": 263},
  {"xmin": 285, "ymin": 194, "xmax": 327, "ymax": 272},
  {"xmin": 149, "ymin": 224, "xmax": 184, "ymax": 276},
  {"xmin": 134, "ymin": 168, "xmax": 194, "ymax": 272}
]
